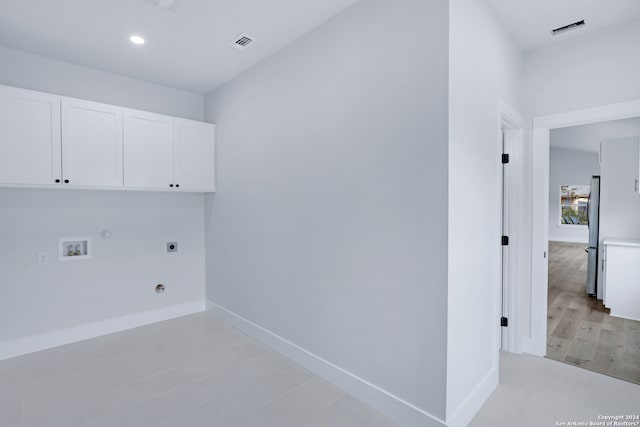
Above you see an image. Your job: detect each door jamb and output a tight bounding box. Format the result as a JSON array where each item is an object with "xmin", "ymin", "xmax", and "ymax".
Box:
[{"xmin": 497, "ymin": 99, "xmax": 525, "ymax": 354}]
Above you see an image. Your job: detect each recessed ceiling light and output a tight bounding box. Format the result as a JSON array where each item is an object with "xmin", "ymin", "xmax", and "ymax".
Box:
[{"xmin": 129, "ymin": 35, "xmax": 145, "ymax": 45}]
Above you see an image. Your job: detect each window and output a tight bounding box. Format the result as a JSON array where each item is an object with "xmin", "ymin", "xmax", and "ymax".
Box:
[{"xmin": 560, "ymin": 185, "xmax": 590, "ymax": 226}]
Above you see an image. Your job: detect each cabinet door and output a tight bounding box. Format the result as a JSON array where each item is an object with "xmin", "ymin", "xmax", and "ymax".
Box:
[
  {"xmin": 62, "ymin": 98, "xmax": 123, "ymax": 187},
  {"xmin": 605, "ymin": 245, "xmax": 640, "ymax": 320},
  {"xmin": 123, "ymin": 109, "xmax": 174, "ymax": 189},
  {"xmin": 0, "ymin": 85, "xmax": 61, "ymax": 185},
  {"xmin": 173, "ymin": 119, "xmax": 215, "ymax": 191}
]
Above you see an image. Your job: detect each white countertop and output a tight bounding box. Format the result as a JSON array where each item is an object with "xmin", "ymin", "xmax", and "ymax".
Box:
[{"xmin": 602, "ymin": 237, "xmax": 640, "ymax": 248}]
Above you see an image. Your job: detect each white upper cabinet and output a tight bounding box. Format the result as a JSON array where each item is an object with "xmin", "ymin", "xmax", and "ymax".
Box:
[
  {"xmin": 124, "ymin": 110, "xmax": 216, "ymax": 192},
  {"xmin": 62, "ymin": 98, "xmax": 123, "ymax": 188},
  {"xmin": 0, "ymin": 85, "xmax": 215, "ymax": 192},
  {"xmin": 0, "ymin": 85, "xmax": 61, "ymax": 185},
  {"xmin": 123, "ymin": 109, "xmax": 174, "ymax": 190},
  {"xmin": 174, "ymin": 119, "xmax": 216, "ymax": 191}
]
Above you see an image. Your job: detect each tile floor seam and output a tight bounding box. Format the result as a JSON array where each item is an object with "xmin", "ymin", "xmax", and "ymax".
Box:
[
  {"xmin": 293, "ymin": 391, "xmax": 347, "ymax": 427},
  {"xmin": 146, "ymin": 352, "xmax": 294, "ymax": 423},
  {"xmin": 323, "ymin": 395, "xmax": 384, "ymax": 427},
  {"xmin": 154, "ymin": 362, "xmax": 300, "ymax": 426},
  {"xmin": 120, "ymin": 347, "xmax": 257, "ymax": 392},
  {"xmin": 76, "ymin": 350, "xmax": 264, "ymax": 425},
  {"xmin": 76, "ymin": 404, "xmax": 128, "ymax": 427},
  {"xmin": 216, "ymin": 362, "xmax": 307, "ymax": 410},
  {"xmin": 153, "ymin": 397, "xmax": 219, "ymax": 426},
  {"xmin": 72, "ymin": 330, "xmax": 239, "ymax": 382},
  {"xmin": 226, "ymin": 375, "xmax": 319, "ymax": 424},
  {"xmin": 80, "ymin": 352, "xmax": 266, "ymax": 424},
  {"xmin": 224, "ymin": 366, "xmax": 318, "ymax": 423},
  {"xmin": 86, "ymin": 356, "xmax": 187, "ymax": 384},
  {"xmin": 79, "ymin": 348, "xmax": 206, "ymax": 387},
  {"xmin": 102, "ymin": 353, "xmax": 212, "ymax": 389}
]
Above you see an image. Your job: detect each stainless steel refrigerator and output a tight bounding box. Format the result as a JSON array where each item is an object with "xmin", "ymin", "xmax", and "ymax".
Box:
[{"xmin": 586, "ymin": 175, "xmax": 601, "ymax": 296}]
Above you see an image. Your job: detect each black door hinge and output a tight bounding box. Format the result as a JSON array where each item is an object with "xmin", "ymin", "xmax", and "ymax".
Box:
[
  {"xmin": 501, "ymin": 236, "xmax": 509, "ymax": 246},
  {"xmin": 501, "ymin": 153, "xmax": 510, "ymax": 164},
  {"xmin": 501, "ymin": 317, "xmax": 508, "ymax": 327}
]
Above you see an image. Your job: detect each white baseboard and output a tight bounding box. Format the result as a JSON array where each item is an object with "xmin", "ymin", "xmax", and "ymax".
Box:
[
  {"xmin": 206, "ymin": 300, "xmax": 446, "ymax": 427},
  {"xmin": 445, "ymin": 365, "xmax": 498, "ymax": 427},
  {"xmin": 0, "ymin": 300, "xmax": 205, "ymax": 361}
]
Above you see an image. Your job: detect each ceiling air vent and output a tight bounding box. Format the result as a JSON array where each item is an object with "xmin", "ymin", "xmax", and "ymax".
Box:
[
  {"xmin": 551, "ymin": 20, "xmax": 585, "ymax": 36},
  {"xmin": 231, "ymin": 34, "xmax": 255, "ymax": 50}
]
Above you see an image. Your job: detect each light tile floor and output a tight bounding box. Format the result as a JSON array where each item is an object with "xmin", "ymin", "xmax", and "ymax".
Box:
[
  {"xmin": 0, "ymin": 313, "xmax": 401, "ymax": 427},
  {"xmin": 3, "ymin": 313, "xmax": 639, "ymax": 427},
  {"xmin": 470, "ymin": 352, "xmax": 640, "ymax": 427}
]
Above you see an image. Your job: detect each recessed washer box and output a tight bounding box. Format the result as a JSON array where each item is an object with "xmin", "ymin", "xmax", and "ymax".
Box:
[{"xmin": 59, "ymin": 237, "xmax": 91, "ymax": 261}]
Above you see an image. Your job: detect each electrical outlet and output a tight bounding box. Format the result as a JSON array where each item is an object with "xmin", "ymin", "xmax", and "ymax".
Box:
[
  {"xmin": 167, "ymin": 242, "xmax": 178, "ymax": 253},
  {"xmin": 38, "ymin": 252, "xmax": 49, "ymax": 265}
]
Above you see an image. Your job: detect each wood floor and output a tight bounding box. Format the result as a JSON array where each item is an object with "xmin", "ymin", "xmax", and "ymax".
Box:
[{"xmin": 547, "ymin": 241, "xmax": 640, "ymax": 384}]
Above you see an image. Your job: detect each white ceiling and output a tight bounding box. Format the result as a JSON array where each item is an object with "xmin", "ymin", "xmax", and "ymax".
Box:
[
  {"xmin": 486, "ymin": 0, "xmax": 640, "ymax": 51},
  {"xmin": 550, "ymin": 117, "xmax": 640, "ymax": 154},
  {"xmin": 0, "ymin": 0, "xmax": 359, "ymax": 94}
]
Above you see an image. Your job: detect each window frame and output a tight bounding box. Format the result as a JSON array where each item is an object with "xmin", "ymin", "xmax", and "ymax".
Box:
[{"xmin": 558, "ymin": 185, "xmax": 589, "ymax": 229}]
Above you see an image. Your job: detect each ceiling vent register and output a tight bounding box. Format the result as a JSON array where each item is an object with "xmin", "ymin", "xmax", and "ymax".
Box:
[
  {"xmin": 551, "ymin": 20, "xmax": 585, "ymax": 36},
  {"xmin": 231, "ymin": 34, "xmax": 255, "ymax": 50}
]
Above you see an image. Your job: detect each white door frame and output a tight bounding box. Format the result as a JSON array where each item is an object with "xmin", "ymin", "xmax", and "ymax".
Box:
[
  {"xmin": 528, "ymin": 98, "xmax": 640, "ymax": 356},
  {"xmin": 498, "ymin": 99, "xmax": 525, "ymax": 354}
]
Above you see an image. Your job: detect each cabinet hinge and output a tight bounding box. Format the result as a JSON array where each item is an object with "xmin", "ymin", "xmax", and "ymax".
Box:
[
  {"xmin": 501, "ymin": 317, "xmax": 508, "ymax": 327},
  {"xmin": 501, "ymin": 236, "xmax": 509, "ymax": 246},
  {"xmin": 501, "ymin": 153, "xmax": 510, "ymax": 164}
]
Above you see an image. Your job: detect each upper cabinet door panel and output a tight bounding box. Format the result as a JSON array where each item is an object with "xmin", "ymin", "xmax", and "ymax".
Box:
[
  {"xmin": 173, "ymin": 119, "xmax": 216, "ymax": 191},
  {"xmin": 123, "ymin": 109, "xmax": 174, "ymax": 189},
  {"xmin": 62, "ymin": 98, "xmax": 123, "ymax": 187},
  {"xmin": 0, "ymin": 85, "xmax": 61, "ymax": 185}
]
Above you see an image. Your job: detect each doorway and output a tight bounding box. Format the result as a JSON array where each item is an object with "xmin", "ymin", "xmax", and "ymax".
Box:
[
  {"xmin": 545, "ymin": 123, "xmax": 640, "ymax": 383},
  {"xmin": 530, "ymin": 99, "xmax": 640, "ymax": 383}
]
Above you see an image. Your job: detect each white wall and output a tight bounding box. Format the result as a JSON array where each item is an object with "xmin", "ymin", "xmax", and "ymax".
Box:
[
  {"xmin": 204, "ymin": 0, "xmax": 449, "ymax": 425},
  {"xmin": 0, "ymin": 46, "xmax": 204, "ymax": 120},
  {"xmin": 598, "ymin": 137, "xmax": 640, "ymax": 294},
  {"xmin": 448, "ymin": 0, "xmax": 526, "ymax": 424},
  {"xmin": 548, "ymin": 147, "xmax": 600, "ymax": 243},
  {"xmin": 0, "ymin": 49, "xmax": 207, "ymax": 359},
  {"xmin": 525, "ymin": 17, "xmax": 640, "ymax": 117},
  {"xmin": 0, "ymin": 189, "xmax": 205, "ymax": 358}
]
